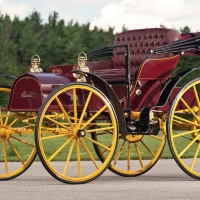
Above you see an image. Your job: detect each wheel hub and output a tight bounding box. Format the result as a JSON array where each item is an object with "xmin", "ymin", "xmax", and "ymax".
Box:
[
  {"xmin": 0, "ymin": 128, "xmax": 10, "ymax": 139},
  {"xmin": 77, "ymin": 130, "xmax": 86, "ymax": 137},
  {"xmin": 122, "ymin": 134, "xmax": 143, "ymax": 143}
]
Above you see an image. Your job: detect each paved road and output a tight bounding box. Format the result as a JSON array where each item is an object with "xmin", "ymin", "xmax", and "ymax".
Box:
[{"xmin": 0, "ymin": 159, "xmax": 199, "ymax": 200}]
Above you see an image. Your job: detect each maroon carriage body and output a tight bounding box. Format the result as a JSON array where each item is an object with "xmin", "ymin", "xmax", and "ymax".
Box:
[{"xmin": 8, "ymin": 72, "xmax": 71, "ymax": 111}]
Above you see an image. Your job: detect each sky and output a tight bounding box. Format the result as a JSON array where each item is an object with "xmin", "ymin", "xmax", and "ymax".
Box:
[{"xmin": 0, "ymin": 0, "xmax": 200, "ymax": 33}]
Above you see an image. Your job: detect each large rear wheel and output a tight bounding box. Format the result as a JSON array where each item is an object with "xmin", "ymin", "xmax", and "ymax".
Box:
[
  {"xmin": 0, "ymin": 86, "xmax": 37, "ymax": 180},
  {"xmin": 167, "ymin": 78, "xmax": 200, "ymax": 179},
  {"xmin": 35, "ymin": 83, "xmax": 118, "ymax": 184}
]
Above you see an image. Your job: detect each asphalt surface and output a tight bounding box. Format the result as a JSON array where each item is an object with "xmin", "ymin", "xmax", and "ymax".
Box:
[{"xmin": 0, "ymin": 159, "xmax": 199, "ymax": 200}]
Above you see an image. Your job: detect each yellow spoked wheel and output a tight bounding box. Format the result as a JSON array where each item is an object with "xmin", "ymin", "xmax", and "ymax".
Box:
[
  {"xmin": 92, "ymin": 129, "xmax": 166, "ymax": 176},
  {"xmin": 35, "ymin": 82, "xmax": 118, "ymax": 184},
  {"xmin": 0, "ymin": 86, "xmax": 37, "ymax": 180},
  {"xmin": 167, "ymin": 78, "xmax": 200, "ymax": 179}
]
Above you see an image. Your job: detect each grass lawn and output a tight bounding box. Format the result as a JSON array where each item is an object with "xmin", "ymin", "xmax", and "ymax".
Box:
[
  {"xmin": 0, "ymin": 131, "xmax": 198, "ymax": 162},
  {"xmin": 0, "ymin": 132, "xmax": 172, "ymax": 162}
]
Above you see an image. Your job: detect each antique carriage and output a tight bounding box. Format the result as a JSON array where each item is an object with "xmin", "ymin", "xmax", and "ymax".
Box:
[{"xmin": 1, "ymin": 28, "xmax": 200, "ymax": 184}]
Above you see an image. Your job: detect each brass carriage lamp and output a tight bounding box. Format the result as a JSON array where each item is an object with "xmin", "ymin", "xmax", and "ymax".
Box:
[
  {"xmin": 27, "ymin": 54, "xmax": 43, "ymax": 73},
  {"xmin": 72, "ymin": 52, "xmax": 89, "ymax": 82}
]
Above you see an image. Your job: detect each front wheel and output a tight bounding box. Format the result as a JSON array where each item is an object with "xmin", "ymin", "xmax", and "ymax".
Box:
[
  {"xmin": 35, "ymin": 82, "xmax": 118, "ymax": 184},
  {"xmin": 167, "ymin": 78, "xmax": 200, "ymax": 180}
]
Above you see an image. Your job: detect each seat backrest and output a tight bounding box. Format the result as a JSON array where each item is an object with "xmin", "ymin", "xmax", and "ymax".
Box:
[{"xmin": 113, "ymin": 28, "xmax": 181, "ymax": 77}]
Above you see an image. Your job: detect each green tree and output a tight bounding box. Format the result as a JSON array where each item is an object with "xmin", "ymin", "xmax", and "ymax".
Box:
[{"xmin": 180, "ymin": 26, "xmax": 191, "ymax": 34}]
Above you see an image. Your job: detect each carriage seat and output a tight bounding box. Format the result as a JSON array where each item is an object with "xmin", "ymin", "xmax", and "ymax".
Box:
[{"xmin": 92, "ymin": 28, "xmax": 181, "ymax": 82}]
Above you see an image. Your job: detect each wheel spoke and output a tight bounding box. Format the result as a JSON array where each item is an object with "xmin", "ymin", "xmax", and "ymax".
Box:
[
  {"xmin": 73, "ymin": 88, "xmax": 77, "ymax": 126},
  {"xmin": 3, "ymin": 139, "xmax": 8, "ymax": 174},
  {"xmin": 173, "ymin": 119, "xmax": 190, "ymax": 127},
  {"xmin": 10, "ymin": 136, "xmax": 35, "ymax": 148},
  {"xmin": 7, "ymin": 139, "xmax": 25, "ymax": 164},
  {"xmin": 76, "ymin": 138, "xmax": 82, "ymax": 178},
  {"xmin": 84, "ymin": 136, "xmax": 111, "ymax": 151},
  {"xmin": 172, "ymin": 129, "xmax": 200, "ymax": 138},
  {"xmin": 140, "ymin": 139, "xmax": 155, "ymax": 157},
  {"xmin": 86, "ymin": 126, "xmax": 114, "ymax": 133},
  {"xmin": 134, "ymin": 143, "xmax": 144, "ymax": 169},
  {"xmin": 101, "ymin": 143, "xmax": 112, "ymax": 154},
  {"xmin": 77, "ymin": 91, "xmax": 92, "ymax": 129},
  {"xmin": 40, "ymin": 126, "xmax": 70, "ymax": 132},
  {"xmin": 3, "ymin": 111, "xmax": 10, "ymax": 126},
  {"xmin": 63, "ymin": 139, "xmax": 75, "ymax": 175},
  {"xmin": 55, "ymin": 97, "xmax": 74, "ymax": 129},
  {"xmin": 180, "ymin": 97, "xmax": 200, "ymax": 122},
  {"xmin": 149, "ymin": 135, "xmax": 165, "ymax": 141},
  {"xmin": 44, "ymin": 115, "xmax": 72, "ymax": 131},
  {"xmin": 80, "ymin": 104, "xmax": 108, "ymax": 130},
  {"xmin": 179, "ymin": 134, "xmax": 200, "ymax": 157},
  {"xmin": 8, "ymin": 118, "xmax": 19, "ymax": 127},
  {"xmin": 41, "ymin": 133, "xmax": 71, "ymax": 141},
  {"xmin": 80, "ymin": 139, "xmax": 99, "ymax": 169},
  {"xmin": 173, "ymin": 115, "xmax": 200, "ymax": 127},
  {"xmin": 190, "ymin": 142, "xmax": 200, "ymax": 170},
  {"xmin": 193, "ymin": 85, "xmax": 200, "ymax": 109},
  {"xmin": 113, "ymin": 140, "xmax": 126, "ymax": 166},
  {"xmin": 48, "ymin": 136, "xmax": 73, "ymax": 162}
]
